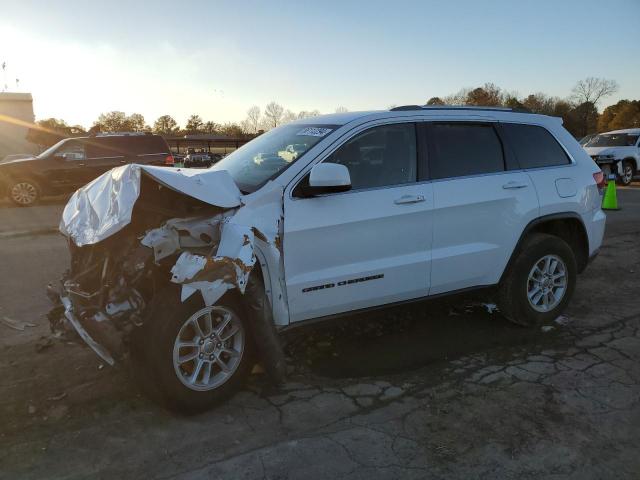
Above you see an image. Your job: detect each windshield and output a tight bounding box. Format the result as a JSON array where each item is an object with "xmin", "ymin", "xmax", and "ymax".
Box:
[
  {"xmin": 37, "ymin": 139, "xmax": 67, "ymax": 158},
  {"xmin": 585, "ymin": 133, "xmax": 639, "ymax": 148},
  {"xmin": 212, "ymin": 124, "xmax": 339, "ymax": 192}
]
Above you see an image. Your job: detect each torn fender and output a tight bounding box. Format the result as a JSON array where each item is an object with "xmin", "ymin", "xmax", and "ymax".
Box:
[
  {"xmin": 60, "ymin": 164, "xmax": 242, "ymax": 247},
  {"xmin": 167, "ymin": 221, "xmax": 257, "ymax": 307},
  {"xmin": 140, "ymin": 183, "xmax": 288, "ymax": 324}
]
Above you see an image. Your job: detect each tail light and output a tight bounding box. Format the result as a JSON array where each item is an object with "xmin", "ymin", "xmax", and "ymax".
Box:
[
  {"xmin": 593, "ymin": 171, "xmax": 605, "ymax": 194},
  {"xmin": 165, "ymin": 154, "xmax": 175, "ymax": 166}
]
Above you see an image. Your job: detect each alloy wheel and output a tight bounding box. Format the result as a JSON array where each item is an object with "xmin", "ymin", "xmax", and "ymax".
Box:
[
  {"xmin": 10, "ymin": 182, "xmax": 38, "ymax": 205},
  {"xmin": 172, "ymin": 305, "xmax": 244, "ymax": 391},
  {"xmin": 526, "ymin": 254, "xmax": 567, "ymax": 313}
]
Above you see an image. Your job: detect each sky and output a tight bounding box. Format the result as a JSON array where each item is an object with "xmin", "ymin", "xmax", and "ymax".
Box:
[{"xmin": 0, "ymin": 0, "xmax": 639, "ymax": 129}]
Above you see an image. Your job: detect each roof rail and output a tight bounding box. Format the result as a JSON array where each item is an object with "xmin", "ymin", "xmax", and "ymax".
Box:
[
  {"xmin": 389, "ymin": 105, "xmax": 424, "ymax": 111},
  {"xmin": 389, "ymin": 105, "xmax": 533, "ymax": 114},
  {"xmin": 93, "ymin": 132, "xmax": 152, "ymax": 137}
]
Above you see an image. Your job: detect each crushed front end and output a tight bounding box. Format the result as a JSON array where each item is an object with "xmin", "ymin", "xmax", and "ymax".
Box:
[{"xmin": 47, "ymin": 163, "xmax": 287, "ymax": 376}]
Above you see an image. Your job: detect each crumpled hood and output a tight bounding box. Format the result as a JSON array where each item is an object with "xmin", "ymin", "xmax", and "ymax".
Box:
[
  {"xmin": 60, "ymin": 164, "xmax": 242, "ymax": 246},
  {"xmin": 584, "ymin": 146, "xmax": 635, "ymax": 157}
]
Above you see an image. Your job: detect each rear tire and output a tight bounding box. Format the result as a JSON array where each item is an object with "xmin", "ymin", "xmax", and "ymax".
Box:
[
  {"xmin": 498, "ymin": 233, "xmax": 576, "ymax": 327},
  {"xmin": 137, "ymin": 288, "xmax": 255, "ymax": 413},
  {"xmin": 7, "ymin": 178, "xmax": 40, "ymax": 206}
]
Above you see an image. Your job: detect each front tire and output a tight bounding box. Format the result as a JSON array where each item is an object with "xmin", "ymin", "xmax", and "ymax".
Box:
[
  {"xmin": 8, "ymin": 178, "xmax": 40, "ymax": 206},
  {"xmin": 618, "ymin": 160, "xmax": 635, "ymax": 186},
  {"xmin": 498, "ymin": 233, "xmax": 576, "ymax": 326},
  {"xmin": 140, "ymin": 290, "xmax": 254, "ymax": 413}
]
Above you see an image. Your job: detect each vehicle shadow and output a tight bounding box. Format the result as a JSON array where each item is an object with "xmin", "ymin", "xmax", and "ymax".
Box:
[{"xmin": 283, "ymin": 295, "xmax": 553, "ymax": 379}]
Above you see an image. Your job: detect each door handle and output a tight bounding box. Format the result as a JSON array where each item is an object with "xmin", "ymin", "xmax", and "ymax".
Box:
[
  {"xmin": 502, "ymin": 181, "xmax": 528, "ymax": 189},
  {"xmin": 394, "ymin": 194, "xmax": 426, "ymax": 205},
  {"xmin": 119, "ymin": 159, "xmax": 126, "ymax": 164}
]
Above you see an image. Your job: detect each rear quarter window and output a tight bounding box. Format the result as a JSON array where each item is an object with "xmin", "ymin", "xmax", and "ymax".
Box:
[{"xmin": 501, "ymin": 123, "xmax": 570, "ymax": 169}]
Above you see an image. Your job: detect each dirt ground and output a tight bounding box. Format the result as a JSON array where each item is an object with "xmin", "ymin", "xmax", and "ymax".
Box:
[{"xmin": 0, "ymin": 190, "xmax": 639, "ymax": 479}]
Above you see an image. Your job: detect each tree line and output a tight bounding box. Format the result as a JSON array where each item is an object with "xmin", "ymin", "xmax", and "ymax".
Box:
[
  {"xmin": 29, "ymin": 102, "xmax": 348, "ymax": 147},
  {"xmin": 426, "ymin": 77, "xmax": 639, "ymax": 138},
  {"xmin": 30, "ymin": 77, "xmax": 639, "ymax": 148}
]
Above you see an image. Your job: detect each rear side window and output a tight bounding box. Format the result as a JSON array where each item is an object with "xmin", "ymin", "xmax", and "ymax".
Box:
[
  {"xmin": 427, "ymin": 123, "xmax": 504, "ymax": 180},
  {"xmin": 86, "ymin": 136, "xmax": 168, "ymax": 158},
  {"xmin": 130, "ymin": 136, "xmax": 169, "ymax": 155},
  {"xmin": 501, "ymin": 123, "xmax": 570, "ymax": 169}
]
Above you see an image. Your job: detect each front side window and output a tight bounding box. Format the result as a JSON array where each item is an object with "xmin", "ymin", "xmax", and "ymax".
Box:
[
  {"xmin": 212, "ymin": 124, "xmax": 339, "ymax": 193},
  {"xmin": 324, "ymin": 123, "xmax": 417, "ymax": 190},
  {"xmin": 428, "ymin": 123, "xmax": 504, "ymax": 179},
  {"xmin": 501, "ymin": 123, "xmax": 570, "ymax": 168},
  {"xmin": 57, "ymin": 141, "xmax": 86, "ymax": 161}
]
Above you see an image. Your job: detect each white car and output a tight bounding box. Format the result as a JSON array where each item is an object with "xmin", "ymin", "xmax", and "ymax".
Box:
[
  {"xmin": 583, "ymin": 128, "xmax": 640, "ymax": 185},
  {"xmin": 51, "ymin": 106, "xmax": 606, "ymax": 412}
]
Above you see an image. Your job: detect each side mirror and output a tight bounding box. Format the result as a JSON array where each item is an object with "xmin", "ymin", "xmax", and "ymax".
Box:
[
  {"xmin": 299, "ymin": 163, "xmax": 351, "ymax": 197},
  {"xmin": 54, "ymin": 153, "xmax": 67, "ymax": 161}
]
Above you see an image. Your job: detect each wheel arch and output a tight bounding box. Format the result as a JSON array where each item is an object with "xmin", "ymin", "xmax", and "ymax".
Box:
[{"xmin": 501, "ymin": 213, "xmax": 590, "ymax": 282}]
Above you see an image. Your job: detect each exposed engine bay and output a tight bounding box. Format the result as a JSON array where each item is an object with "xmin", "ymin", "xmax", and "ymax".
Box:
[{"xmin": 48, "ymin": 164, "xmax": 287, "ymax": 373}]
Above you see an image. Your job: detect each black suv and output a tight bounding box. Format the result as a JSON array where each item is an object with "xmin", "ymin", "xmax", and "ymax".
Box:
[{"xmin": 0, "ymin": 133, "xmax": 174, "ymax": 206}]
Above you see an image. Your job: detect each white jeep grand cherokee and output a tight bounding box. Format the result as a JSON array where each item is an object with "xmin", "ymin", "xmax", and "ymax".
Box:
[{"xmin": 50, "ymin": 106, "xmax": 606, "ymax": 412}]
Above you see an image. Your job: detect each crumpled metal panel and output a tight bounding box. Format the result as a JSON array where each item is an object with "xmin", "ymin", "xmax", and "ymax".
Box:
[
  {"xmin": 169, "ymin": 221, "xmax": 257, "ymax": 306},
  {"xmin": 60, "ymin": 164, "xmax": 242, "ymax": 247},
  {"xmin": 60, "ymin": 164, "xmax": 142, "ymax": 246}
]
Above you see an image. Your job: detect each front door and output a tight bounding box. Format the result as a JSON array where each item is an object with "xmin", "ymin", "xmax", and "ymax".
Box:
[
  {"xmin": 284, "ymin": 122, "xmax": 434, "ymax": 323},
  {"xmin": 47, "ymin": 140, "xmax": 92, "ymax": 191}
]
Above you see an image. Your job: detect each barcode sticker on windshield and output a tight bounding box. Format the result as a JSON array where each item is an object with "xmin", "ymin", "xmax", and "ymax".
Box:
[{"xmin": 297, "ymin": 127, "xmax": 332, "ymax": 137}]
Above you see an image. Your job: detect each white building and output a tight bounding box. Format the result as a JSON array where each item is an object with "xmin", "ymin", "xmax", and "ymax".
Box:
[{"xmin": 0, "ymin": 92, "xmax": 37, "ymax": 159}]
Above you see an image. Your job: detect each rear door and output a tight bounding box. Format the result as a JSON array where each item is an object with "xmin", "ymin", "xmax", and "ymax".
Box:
[
  {"xmin": 131, "ymin": 136, "xmax": 171, "ymax": 166},
  {"xmin": 85, "ymin": 137, "xmax": 127, "ymax": 180},
  {"xmin": 425, "ymin": 122, "xmax": 539, "ymax": 294},
  {"xmin": 284, "ymin": 122, "xmax": 434, "ymax": 322}
]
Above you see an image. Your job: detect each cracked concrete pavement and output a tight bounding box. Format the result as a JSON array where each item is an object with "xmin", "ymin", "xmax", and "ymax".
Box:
[{"xmin": 0, "ymin": 188, "xmax": 639, "ymax": 479}]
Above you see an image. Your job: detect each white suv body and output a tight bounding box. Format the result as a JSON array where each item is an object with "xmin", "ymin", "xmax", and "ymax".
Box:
[
  {"xmin": 583, "ymin": 128, "xmax": 640, "ymax": 185},
  {"xmin": 55, "ymin": 106, "xmax": 606, "ymax": 411},
  {"xmin": 277, "ymin": 108, "xmax": 604, "ymax": 323}
]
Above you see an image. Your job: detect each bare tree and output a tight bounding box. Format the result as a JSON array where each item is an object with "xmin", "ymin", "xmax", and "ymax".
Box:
[
  {"xmin": 263, "ymin": 101, "xmax": 284, "ymax": 129},
  {"xmin": 335, "ymin": 106, "xmax": 348, "ymax": 113},
  {"xmin": 281, "ymin": 109, "xmax": 297, "ymax": 124},
  {"xmin": 443, "ymin": 87, "xmax": 470, "ymax": 105},
  {"xmin": 244, "ymin": 106, "xmax": 261, "ymax": 133},
  {"xmin": 297, "ymin": 110, "xmax": 321, "ymax": 120},
  {"xmin": 571, "ymin": 77, "xmax": 619, "ymax": 106}
]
